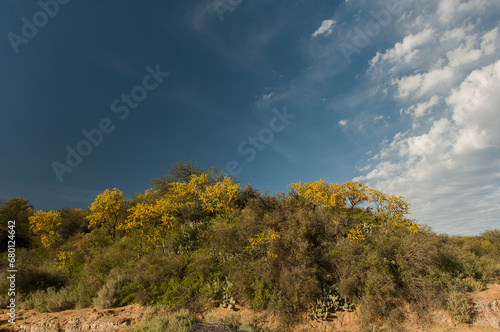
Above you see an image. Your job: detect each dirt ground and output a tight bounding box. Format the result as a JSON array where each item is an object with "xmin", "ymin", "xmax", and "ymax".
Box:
[{"xmin": 1, "ymin": 285, "xmax": 499, "ymax": 331}]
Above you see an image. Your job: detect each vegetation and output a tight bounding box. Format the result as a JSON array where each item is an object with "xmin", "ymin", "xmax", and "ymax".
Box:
[{"xmin": 1, "ymin": 161, "xmax": 499, "ymax": 331}]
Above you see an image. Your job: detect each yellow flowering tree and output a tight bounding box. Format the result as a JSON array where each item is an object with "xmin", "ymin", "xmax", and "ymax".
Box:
[
  {"xmin": 341, "ymin": 181, "xmax": 369, "ymax": 211},
  {"xmin": 289, "ymin": 179, "xmax": 346, "ymax": 211},
  {"xmin": 54, "ymin": 251, "xmax": 75, "ymax": 276},
  {"xmin": 120, "ymin": 197, "xmax": 180, "ymax": 248},
  {"xmin": 290, "ymin": 180, "xmax": 418, "ymax": 234},
  {"xmin": 87, "ymin": 188, "xmax": 127, "ymax": 239},
  {"xmin": 121, "ymin": 173, "xmax": 240, "ymax": 248},
  {"xmin": 368, "ymin": 189, "xmax": 417, "ymax": 233},
  {"xmin": 200, "ymin": 176, "xmax": 240, "ymax": 214},
  {"xmin": 29, "ymin": 210, "xmax": 63, "ymax": 248}
]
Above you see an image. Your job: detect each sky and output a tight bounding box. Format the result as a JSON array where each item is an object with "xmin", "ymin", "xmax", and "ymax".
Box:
[{"xmin": 1, "ymin": 0, "xmax": 499, "ymax": 236}]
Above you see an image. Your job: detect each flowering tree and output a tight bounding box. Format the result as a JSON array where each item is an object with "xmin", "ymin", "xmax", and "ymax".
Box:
[
  {"xmin": 87, "ymin": 188, "xmax": 127, "ymax": 239},
  {"xmin": 29, "ymin": 210, "xmax": 62, "ymax": 248},
  {"xmin": 122, "ymin": 173, "xmax": 240, "ymax": 248},
  {"xmin": 289, "ymin": 180, "xmax": 417, "ymax": 233}
]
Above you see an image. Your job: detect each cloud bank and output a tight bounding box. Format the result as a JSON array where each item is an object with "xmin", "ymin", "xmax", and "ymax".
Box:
[{"xmin": 355, "ymin": 1, "xmax": 500, "ymax": 235}]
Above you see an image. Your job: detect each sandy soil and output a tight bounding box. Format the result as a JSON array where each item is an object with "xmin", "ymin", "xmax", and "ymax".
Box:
[
  {"xmin": 1, "ymin": 285, "xmax": 499, "ymax": 331},
  {"xmin": 0, "ymin": 304, "xmax": 144, "ymax": 331}
]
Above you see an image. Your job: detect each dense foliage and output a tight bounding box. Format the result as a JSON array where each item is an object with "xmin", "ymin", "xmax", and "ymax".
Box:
[{"xmin": 1, "ymin": 162, "xmax": 499, "ymax": 330}]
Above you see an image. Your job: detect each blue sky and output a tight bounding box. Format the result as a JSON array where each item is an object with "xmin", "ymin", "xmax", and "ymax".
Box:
[{"xmin": 1, "ymin": 0, "xmax": 499, "ymax": 235}]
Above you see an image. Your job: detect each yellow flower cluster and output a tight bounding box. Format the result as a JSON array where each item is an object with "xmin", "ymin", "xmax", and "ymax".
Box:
[
  {"xmin": 244, "ymin": 229, "xmax": 280, "ymax": 258},
  {"xmin": 29, "ymin": 210, "xmax": 63, "ymax": 248},
  {"xmin": 347, "ymin": 226, "xmax": 365, "ymax": 242},
  {"xmin": 289, "ymin": 179, "xmax": 346, "ymax": 210},
  {"xmin": 54, "ymin": 250, "xmax": 74, "ymax": 272},
  {"xmin": 199, "ymin": 176, "xmax": 240, "ymax": 214}
]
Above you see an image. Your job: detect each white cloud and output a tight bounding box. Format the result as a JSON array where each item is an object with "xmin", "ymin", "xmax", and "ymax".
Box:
[
  {"xmin": 371, "ymin": 29, "xmax": 435, "ymax": 66},
  {"xmin": 404, "ymin": 95, "xmax": 440, "ymax": 118},
  {"xmin": 357, "ymin": 164, "xmax": 371, "ymax": 172},
  {"xmin": 393, "ymin": 66, "xmax": 456, "ymax": 99},
  {"xmin": 437, "ymin": 0, "xmax": 494, "ymax": 23},
  {"xmin": 338, "ymin": 119, "xmax": 348, "ymax": 126},
  {"xmin": 312, "ymin": 19, "xmax": 336, "ymax": 38}
]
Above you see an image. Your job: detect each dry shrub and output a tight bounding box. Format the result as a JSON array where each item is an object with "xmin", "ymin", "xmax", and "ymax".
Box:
[
  {"xmin": 447, "ymin": 291, "xmax": 475, "ymax": 324},
  {"xmin": 19, "ymin": 286, "xmax": 78, "ymax": 312},
  {"xmin": 93, "ymin": 273, "xmax": 128, "ymax": 309},
  {"xmin": 128, "ymin": 308, "xmax": 196, "ymax": 332}
]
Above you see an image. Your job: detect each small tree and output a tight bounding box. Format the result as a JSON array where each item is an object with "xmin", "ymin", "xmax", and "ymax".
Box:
[
  {"xmin": 200, "ymin": 176, "xmax": 240, "ymax": 214},
  {"xmin": 150, "ymin": 160, "xmax": 233, "ymax": 195},
  {"xmin": 87, "ymin": 188, "xmax": 126, "ymax": 240},
  {"xmin": 288, "ymin": 179, "xmax": 347, "ymax": 211},
  {"xmin": 368, "ymin": 189, "xmax": 415, "ymax": 233},
  {"xmin": 0, "ymin": 197, "xmax": 34, "ymax": 248},
  {"xmin": 28, "ymin": 210, "xmax": 63, "ymax": 248}
]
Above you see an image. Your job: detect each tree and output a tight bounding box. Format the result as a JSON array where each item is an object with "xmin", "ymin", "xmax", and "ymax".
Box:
[
  {"xmin": 122, "ymin": 173, "xmax": 241, "ymax": 249},
  {"xmin": 59, "ymin": 208, "xmax": 89, "ymax": 237},
  {"xmin": 288, "ymin": 179, "xmax": 346, "ymax": 211},
  {"xmin": 234, "ymin": 184, "xmax": 261, "ymax": 209},
  {"xmin": 150, "ymin": 161, "xmax": 235, "ymax": 195},
  {"xmin": 200, "ymin": 176, "xmax": 240, "ymax": 214},
  {"xmin": 289, "ymin": 180, "xmax": 418, "ymax": 232},
  {"xmin": 87, "ymin": 188, "xmax": 127, "ymax": 240},
  {"xmin": 0, "ymin": 197, "xmax": 34, "ymax": 249},
  {"xmin": 28, "ymin": 210, "xmax": 63, "ymax": 248},
  {"xmin": 368, "ymin": 189, "xmax": 416, "ymax": 233}
]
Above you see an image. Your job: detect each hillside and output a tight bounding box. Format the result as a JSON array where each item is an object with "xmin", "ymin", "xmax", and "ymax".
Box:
[{"xmin": 1, "ymin": 162, "xmax": 499, "ymax": 331}]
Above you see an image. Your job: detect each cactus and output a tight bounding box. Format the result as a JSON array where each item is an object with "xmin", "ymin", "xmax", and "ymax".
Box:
[
  {"xmin": 310, "ymin": 286, "xmax": 354, "ymax": 321},
  {"xmin": 208, "ymin": 277, "xmax": 236, "ymax": 310}
]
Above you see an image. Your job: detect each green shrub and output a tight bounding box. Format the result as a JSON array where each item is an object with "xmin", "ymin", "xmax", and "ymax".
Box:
[
  {"xmin": 16, "ymin": 265, "xmax": 67, "ymax": 295},
  {"xmin": 149, "ymin": 276, "xmax": 205, "ymax": 308},
  {"xmin": 250, "ymin": 280, "xmax": 273, "ymax": 310}
]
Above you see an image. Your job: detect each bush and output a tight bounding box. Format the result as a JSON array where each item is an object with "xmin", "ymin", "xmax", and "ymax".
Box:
[
  {"xmin": 128, "ymin": 308, "xmax": 196, "ymax": 332},
  {"xmin": 93, "ymin": 273, "xmax": 128, "ymax": 309},
  {"xmin": 19, "ymin": 286, "xmax": 78, "ymax": 312},
  {"xmin": 16, "ymin": 265, "xmax": 67, "ymax": 295},
  {"xmin": 447, "ymin": 291, "xmax": 475, "ymax": 324}
]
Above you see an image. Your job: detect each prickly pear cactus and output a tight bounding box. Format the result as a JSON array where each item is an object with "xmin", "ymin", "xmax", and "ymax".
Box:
[
  {"xmin": 310, "ymin": 286, "xmax": 354, "ymax": 321},
  {"xmin": 209, "ymin": 277, "xmax": 237, "ymax": 310}
]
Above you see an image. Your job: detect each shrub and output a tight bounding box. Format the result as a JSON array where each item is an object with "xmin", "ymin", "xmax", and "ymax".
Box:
[
  {"xmin": 128, "ymin": 308, "xmax": 196, "ymax": 332},
  {"xmin": 19, "ymin": 286, "xmax": 78, "ymax": 312},
  {"xmin": 16, "ymin": 265, "xmax": 67, "ymax": 295},
  {"xmin": 447, "ymin": 291, "xmax": 475, "ymax": 324},
  {"xmin": 93, "ymin": 273, "xmax": 128, "ymax": 309}
]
